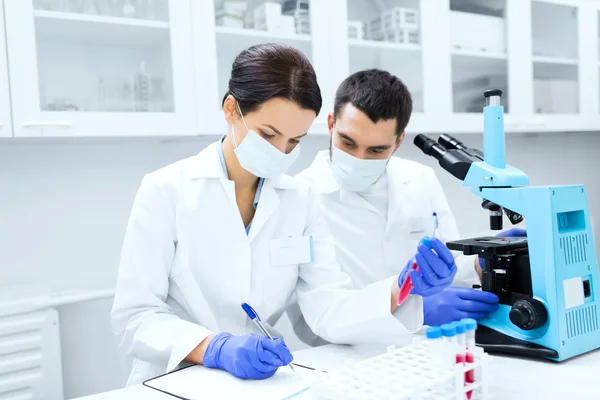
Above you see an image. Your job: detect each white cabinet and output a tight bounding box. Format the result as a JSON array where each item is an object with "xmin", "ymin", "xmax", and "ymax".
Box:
[
  {"xmin": 0, "ymin": 0, "xmax": 598, "ymax": 137},
  {"xmin": 4, "ymin": 0, "xmax": 197, "ymax": 137},
  {"xmin": 0, "ymin": 0, "xmax": 11, "ymax": 138},
  {"xmin": 345, "ymin": 0, "xmax": 424, "ymax": 113}
]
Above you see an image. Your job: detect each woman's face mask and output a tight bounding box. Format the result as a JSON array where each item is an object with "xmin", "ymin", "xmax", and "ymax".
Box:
[
  {"xmin": 329, "ymin": 132, "xmax": 391, "ymax": 192},
  {"xmin": 231, "ymin": 103, "xmax": 301, "ymax": 179}
]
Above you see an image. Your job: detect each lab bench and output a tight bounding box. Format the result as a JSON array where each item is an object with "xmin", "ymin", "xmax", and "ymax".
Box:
[{"xmin": 75, "ymin": 341, "xmax": 600, "ymax": 400}]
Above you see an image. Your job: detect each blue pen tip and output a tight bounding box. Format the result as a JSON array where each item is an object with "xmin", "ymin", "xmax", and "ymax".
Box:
[
  {"xmin": 241, "ymin": 303, "xmax": 258, "ymax": 320},
  {"xmin": 432, "ymin": 212, "xmax": 437, "ymax": 217}
]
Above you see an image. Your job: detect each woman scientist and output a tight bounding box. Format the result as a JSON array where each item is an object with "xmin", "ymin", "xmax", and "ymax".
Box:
[{"xmin": 111, "ymin": 43, "xmax": 457, "ymax": 385}]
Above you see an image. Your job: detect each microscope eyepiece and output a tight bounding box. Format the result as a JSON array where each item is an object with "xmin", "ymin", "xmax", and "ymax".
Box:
[
  {"xmin": 438, "ymin": 134, "xmax": 468, "ymax": 151},
  {"xmin": 414, "ymin": 134, "xmax": 447, "ymax": 161}
]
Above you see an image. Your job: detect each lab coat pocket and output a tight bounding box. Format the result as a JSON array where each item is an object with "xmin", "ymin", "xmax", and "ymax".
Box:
[
  {"xmin": 269, "ymin": 236, "xmax": 313, "ymax": 267},
  {"xmin": 408, "ymin": 217, "xmax": 427, "ymax": 240}
]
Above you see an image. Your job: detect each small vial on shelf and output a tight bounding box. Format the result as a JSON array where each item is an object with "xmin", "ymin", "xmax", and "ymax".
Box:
[{"xmin": 123, "ymin": 0, "xmax": 136, "ymax": 18}]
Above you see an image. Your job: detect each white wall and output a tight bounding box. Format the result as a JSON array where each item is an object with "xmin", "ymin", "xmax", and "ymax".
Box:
[
  {"xmin": 1, "ymin": 131, "xmax": 599, "ymax": 397},
  {"xmin": 2, "ymin": 133, "xmax": 599, "ymax": 294}
]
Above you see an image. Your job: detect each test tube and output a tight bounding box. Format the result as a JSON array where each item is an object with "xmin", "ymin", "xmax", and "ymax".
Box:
[
  {"xmin": 461, "ymin": 318, "xmax": 478, "ymax": 399},
  {"xmin": 461, "ymin": 318, "xmax": 477, "ymax": 350},
  {"xmin": 440, "ymin": 323, "xmax": 457, "ymax": 368},
  {"xmin": 426, "ymin": 326, "xmax": 444, "ymax": 367},
  {"xmin": 452, "ymin": 321, "xmax": 467, "ymax": 364}
]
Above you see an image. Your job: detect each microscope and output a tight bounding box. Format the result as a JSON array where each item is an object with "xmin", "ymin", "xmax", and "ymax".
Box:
[{"xmin": 414, "ymin": 89, "xmax": 600, "ymax": 361}]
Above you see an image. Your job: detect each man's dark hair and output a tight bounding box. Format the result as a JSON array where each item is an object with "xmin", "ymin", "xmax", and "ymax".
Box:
[
  {"xmin": 334, "ymin": 69, "xmax": 412, "ymax": 136},
  {"xmin": 223, "ymin": 43, "xmax": 322, "ymax": 116}
]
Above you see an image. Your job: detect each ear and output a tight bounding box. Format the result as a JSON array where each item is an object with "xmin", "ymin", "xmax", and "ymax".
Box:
[
  {"xmin": 394, "ymin": 131, "xmax": 406, "ymax": 152},
  {"xmin": 223, "ymin": 95, "xmax": 240, "ymax": 125},
  {"xmin": 327, "ymin": 113, "xmax": 335, "ymax": 137}
]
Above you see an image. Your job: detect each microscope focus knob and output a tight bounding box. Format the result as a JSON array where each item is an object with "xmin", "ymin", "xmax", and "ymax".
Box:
[{"xmin": 509, "ymin": 299, "xmax": 548, "ymax": 330}]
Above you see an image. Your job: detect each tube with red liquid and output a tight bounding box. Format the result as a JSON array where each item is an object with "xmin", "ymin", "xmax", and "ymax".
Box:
[
  {"xmin": 398, "ymin": 212, "xmax": 438, "ymax": 305},
  {"xmin": 452, "ymin": 321, "xmax": 468, "ymax": 398},
  {"xmin": 461, "ymin": 318, "xmax": 478, "ymax": 399}
]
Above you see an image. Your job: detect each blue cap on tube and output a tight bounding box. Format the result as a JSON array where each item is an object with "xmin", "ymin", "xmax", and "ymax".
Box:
[
  {"xmin": 426, "ymin": 326, "xmax": 442, "ymax": 339},
  {"xmin": 461, "ymin": 318, "xmax": 478, "ymax": 331},
  {"xmin": 441, "ymin": 323, "xmax": 456, "ymax": 337},
  {"xmin": 452, "ymin": 321, "xmax": 466, "ymax": 334}
]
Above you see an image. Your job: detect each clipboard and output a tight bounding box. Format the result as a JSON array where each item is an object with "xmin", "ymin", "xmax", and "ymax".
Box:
[{"xmin": 143, "ymin": 365, "xmax": 312, "ymax": 400}]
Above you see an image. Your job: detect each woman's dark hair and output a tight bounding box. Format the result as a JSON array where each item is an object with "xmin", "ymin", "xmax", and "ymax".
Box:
[{"xmin": 222, "ymin": 43, "xmax": 322, "ymax": 116}]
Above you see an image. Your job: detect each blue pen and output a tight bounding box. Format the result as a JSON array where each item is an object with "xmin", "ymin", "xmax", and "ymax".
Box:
[{"xmin": 241, "ymin": 302, "xmax": 296, "ymax": 373}]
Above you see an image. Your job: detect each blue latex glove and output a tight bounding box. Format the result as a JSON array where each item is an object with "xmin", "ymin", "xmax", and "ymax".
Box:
[
  {"xmin": 203, "ymin": 333, "xmax": 293, "ymax": 380},
  {"xmin": 497, "ymin": 228, "xmax": 527, "ymax": 237},
  {"xmin": 398, "ymin": 237, "xmax": 458, "ymax": 297},
  {"xmin": 423, "ymin": 287, "xmax": 500, "ymax": 326},
  {"xmin": 479, "ymin": 228, "xmax": 527, "ymax": 269}
]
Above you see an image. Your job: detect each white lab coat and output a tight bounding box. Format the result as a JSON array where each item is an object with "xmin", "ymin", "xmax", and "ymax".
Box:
[
  {"xmin": 297, "ymin": 151, "xmax": 480, "ymax": 290},
  {"xmin": 286, "ymin": 151, "xmax": 479, "ymax": 346},
  {"xmin": 111, "ymin": 142, "xmax": 423, "ymax": 386}
]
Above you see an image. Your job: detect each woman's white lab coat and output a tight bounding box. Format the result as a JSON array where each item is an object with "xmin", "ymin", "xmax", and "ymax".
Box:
[{"xmin": 111, "ymin": 142, "xmax": 423, "ymax": 385}]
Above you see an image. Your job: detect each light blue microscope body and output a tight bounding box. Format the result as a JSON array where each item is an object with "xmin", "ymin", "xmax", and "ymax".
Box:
[{"xmin": 462, "ymin": 94, "xmax": 600, "ymax": 361}]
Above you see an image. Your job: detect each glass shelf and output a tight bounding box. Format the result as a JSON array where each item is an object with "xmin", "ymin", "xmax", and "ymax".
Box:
[
  {"xmin": 213, "ymin": 0, "xmax": 312, "ymax": 102},
  {"xmin": 33, "ymin": 1, "xmax": 175, "ymax": 113},
  {"xmin": 532, "ymin": 1, "xmax": 579, "ymax": 114},
  {"xmin": 33, "ymin": 0, "xmax": 169, "ymax": 21},
  {"xmin": 347, "ymin": 0, "xmax": 423, "ymax": 112},
  {"xmin": 449, "ymin": 0, "xmax": 508, "ymax": 113}
]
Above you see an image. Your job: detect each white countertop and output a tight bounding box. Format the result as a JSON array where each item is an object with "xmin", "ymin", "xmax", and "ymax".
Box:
[{"xmin": 75, "ymin": 343, "xmax": 600, "ymax": 400}]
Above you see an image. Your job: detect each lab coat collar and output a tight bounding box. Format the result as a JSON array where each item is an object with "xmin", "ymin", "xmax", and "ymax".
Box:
[
  {"xmin": 386, "ymin": 157, "xmax": 413, "ymax": 233},
  {"xmin": 189, "ymin": 142, "xmax": 227, "ymax": 179},
  {"xmin": 308, "ymin": 150, "xmax": 413, "ymax": 193},
  {"xmin": 188, "ymin": 141, "xmax": 297, "ymax": 190}
]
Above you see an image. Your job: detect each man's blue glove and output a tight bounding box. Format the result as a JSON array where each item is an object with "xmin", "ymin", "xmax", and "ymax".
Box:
[
  {"xmin": 423, "ymin": 287, "xmax": 500, "ymax": 326},
  {"xmin": 479, "ymin": 228, "xmax": 527, "ymax": 269},
  {"xmin": 203, "ymin": 333, "xmax": 293, "ymax": 380},
  {"xmin": 398, "ymin": 237, "xmax": 458, "ymax": 297}
]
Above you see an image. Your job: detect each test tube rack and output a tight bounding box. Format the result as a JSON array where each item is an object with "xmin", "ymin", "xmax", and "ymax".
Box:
[{"xmin": 312, "ymin": 337, "xmax": 490, "ymax": 400}]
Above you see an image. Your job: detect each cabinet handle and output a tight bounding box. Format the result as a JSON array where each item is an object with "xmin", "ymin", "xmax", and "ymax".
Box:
[{"xmin": 22, "ymin": 121, "xmax": 72, "ymax": 128}]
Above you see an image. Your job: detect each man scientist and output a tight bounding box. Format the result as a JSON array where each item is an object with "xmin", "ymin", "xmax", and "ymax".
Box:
[{"xmin": 293, "ymin": 69, "xmax": 505, "ymax": 338}]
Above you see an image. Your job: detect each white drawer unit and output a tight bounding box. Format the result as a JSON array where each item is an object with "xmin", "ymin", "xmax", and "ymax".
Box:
[{"xmin": 0, "ymin": 309, "xmax": 63, "ymax": 400}]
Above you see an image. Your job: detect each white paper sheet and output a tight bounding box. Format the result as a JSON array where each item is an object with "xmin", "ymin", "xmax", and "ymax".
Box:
[{"xmin": 144, "ymin": 365, "xmax": 312, "ymax": 400}]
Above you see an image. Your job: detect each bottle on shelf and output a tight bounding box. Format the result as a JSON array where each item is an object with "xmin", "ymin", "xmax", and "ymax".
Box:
[
  {"xmin": 123, "ymin": 0, "xmax": 136, "ymax": 18},
  {"xmin": 134, "ymin": 61, "xmax": 151, "ymax": 112}
]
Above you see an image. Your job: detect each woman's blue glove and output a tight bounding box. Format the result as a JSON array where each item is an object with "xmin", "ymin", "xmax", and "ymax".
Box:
[
  {"xmin": 479, "ymin": 228, "xmax": 527, "ymax": 269},
  {"xmin": 398, "ymin": 237, "xmax": 458, "ymax": 297},
  {"xmin": 423, "ymin": 287, "xmax": 500, "ymax": 326},
  {"xmin": 203, "ymin": 333, "xmax": 293, "ymax": 380}
]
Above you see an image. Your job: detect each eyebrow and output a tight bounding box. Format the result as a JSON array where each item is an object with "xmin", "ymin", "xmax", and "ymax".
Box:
[
  {"xmin": 263, "ymin": 124, "xmax": 307, "ymax": 140},
  {"xmin": 338, "ymin": 131, "xmax": 392, "ymax": 150}
]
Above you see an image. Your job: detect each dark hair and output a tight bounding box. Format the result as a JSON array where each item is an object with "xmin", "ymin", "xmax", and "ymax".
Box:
[
  {"xmin": 222, "ymin": 43, "xmax": 322, "ymax": 116},
  {"xmin": 333, "ymin": 69, "xmax": 412, "ymax": 136}
]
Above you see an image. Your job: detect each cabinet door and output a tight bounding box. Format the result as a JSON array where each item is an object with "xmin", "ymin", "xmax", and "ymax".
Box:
[
  {"xmin": 346, "ymin": 0, "xmax": 424, "ymax": 113},
  {"xmin": 0, "ymin": 0, "xmax": 11, "ymax": 137},
  {"xmin": 204, "ymin": 0, "xmax": 335, "ymax": 134},
  {"xmin": 4, "ymin": 0, "xmax": 196, "ymax": 137}
]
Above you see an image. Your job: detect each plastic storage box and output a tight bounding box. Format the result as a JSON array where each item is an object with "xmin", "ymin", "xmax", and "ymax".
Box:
[
  {"xmin": 382, "ymin": 7, "xmax": 419, "ymax": 31},
  {"xmin": 450, "ymin": 11, "xmax": 505, "ymax": 53},
  {"xmin": 252, "ymin": 2, "xmax": 282, "ymax": 31},
  {"xmin": 384, "ymin": 29, "xmax": 419, "ymax": 45},
  {"xmin": 348, "ymin": 20, "xmax": 364, "ymax": 40}
]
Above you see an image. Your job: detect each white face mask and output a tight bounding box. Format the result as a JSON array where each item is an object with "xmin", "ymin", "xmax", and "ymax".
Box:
[
  {"xmin": 231, "ymin": 104, "xmax": 301, "ymax": 179},
  {"xmin": 330, "ymin": 134, "xmax": 390, "ymax": 192}
]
